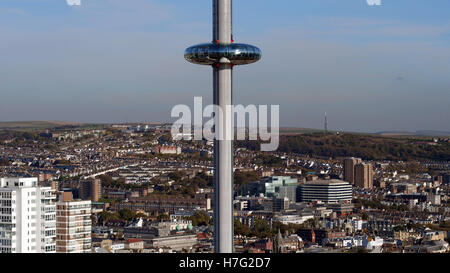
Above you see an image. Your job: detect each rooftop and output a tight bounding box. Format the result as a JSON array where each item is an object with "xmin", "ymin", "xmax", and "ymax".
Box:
[{"xmin": 303, "ymin": 179, "xmax": 350, "ymax": 186}]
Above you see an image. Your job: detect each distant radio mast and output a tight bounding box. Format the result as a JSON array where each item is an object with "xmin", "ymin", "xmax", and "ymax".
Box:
[{"xmin": 324, "ymin": 112, "xmax": 328, "ymax": 134}]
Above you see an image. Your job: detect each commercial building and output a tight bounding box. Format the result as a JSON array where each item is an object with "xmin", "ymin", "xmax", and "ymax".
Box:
[
  {"xmin": 263, "ymin": 197, "xmax": 290, "ymax": 212},
  {"xmin": 0, "ymin": 177, "xmax": 56, "ymax": 253},
  {"xmin": 263, "ymin": 176, "xmax": 298, "ymax": 201},
  {"xmin": 326, "ymin": 203, "xmax": 355, "ymax": 216},
  {"xmin": 56, "ymin": 192, "xmax": 92, "ymax": 253},
  {"xmin": 124, "ymin": 220, "xmax": 193, "ymax": 239},
  {"xmin": 297, "ymin": 179, "xmax": 352, "ymax": 204},
  {"xmin": 354, "ymin": 163, "xmax": 374, "ymax": 189},
  {"xmin": 274, "ymin": 214, "xmax": 314, "ymax": 225},
  {"xmin": 239, "ymin": 176, "xmax": 298, "ymax": 202},
  {"xmin": 150, "ymin": 234, "xmax": 198, "ymax": 251},
  {"xmin": 343, "ymin": 157, "xmax": 362, "ymax": 184},
  {"xmin": 124, "ymin": 224, "xmax": 199, "ymax": 252}
]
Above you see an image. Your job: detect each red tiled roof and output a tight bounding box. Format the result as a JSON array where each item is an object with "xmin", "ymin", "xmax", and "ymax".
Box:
[{"xmin": 126, "ymin": 238, "xmax": 143, "ymax": 243}]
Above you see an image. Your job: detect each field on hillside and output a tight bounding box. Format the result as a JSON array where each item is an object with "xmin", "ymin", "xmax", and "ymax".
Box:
[{"xmin": 0, "ymin": 121, "xmax": 83, "ymax": 131}]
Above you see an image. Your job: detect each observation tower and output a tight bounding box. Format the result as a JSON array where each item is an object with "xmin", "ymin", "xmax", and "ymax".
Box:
[{"xmin": 184, "ymin": 0, "xmax": 261, "ymax": 253}]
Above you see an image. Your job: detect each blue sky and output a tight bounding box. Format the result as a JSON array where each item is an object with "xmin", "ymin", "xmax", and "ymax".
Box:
[{"xmin": 0, "ymin": 0, "xmax": 449, "ymax": 132}]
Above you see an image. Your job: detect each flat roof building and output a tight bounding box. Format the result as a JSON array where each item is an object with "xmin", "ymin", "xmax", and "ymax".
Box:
[
  {"xmin": 239, "ymin": 176, "xmax": 298, "ymax": 202},
  {"xmin": 344, "ymin": 158, "xmax": 362, "ymax": 185},
  {"xmin": 355, "ymin": 163, "xmax": 374, "ymax": 189},
  {"xmin": 150, "ymin": 234, "xmax": 198, "ymax": 252},
  {"xmin": 79, "ymin": 179, "xmax": 102, "ymax": 202},
  {"xmin": 0, "ymin": 177, "xmax": 56, "ymax": 253},
  {"xmin": 56, "ymin": 192, "xmax": 92, "ymax": 253},
  {"xmin": 298, "ymin": 179, "xmax": 352, "ymax": 204}
]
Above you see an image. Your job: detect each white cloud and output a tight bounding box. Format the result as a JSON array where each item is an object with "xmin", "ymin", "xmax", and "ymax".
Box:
[
  {"xmin": 66, "ymin": 0, "xmax": 81, "ymax": 6},
  {"xmin": 366, "ymin": 0, "xmax": 382, "ymax": 6}
]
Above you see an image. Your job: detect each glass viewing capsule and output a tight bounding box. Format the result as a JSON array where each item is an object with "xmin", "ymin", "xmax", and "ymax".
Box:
[{"xmin": 184, "ymin": 43, "xmax": 262, "ymax": 65}]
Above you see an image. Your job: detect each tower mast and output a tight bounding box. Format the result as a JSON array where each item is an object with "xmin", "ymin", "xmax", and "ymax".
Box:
[
  {"xmin": 213, "ymin": 0, "xmax": 234, "ymax": 253},
  {"xmin": 185, "ymin": 0, "xmax": 261, "ymax": 253}
]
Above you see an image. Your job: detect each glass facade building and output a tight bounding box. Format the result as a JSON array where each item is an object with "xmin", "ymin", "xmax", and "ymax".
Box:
[
  {"xmin": 185, "ymin": 43, "xmax": 262, "ymax": 65},
  {"xmin": 262, "ymin": 176, "xmax": 298, "ymax": 200}
]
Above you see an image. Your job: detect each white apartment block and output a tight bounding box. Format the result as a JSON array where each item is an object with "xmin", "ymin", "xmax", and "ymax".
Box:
[
  {"xmin": 0, "ymin": 177, "xmax": 56, "ymax": 253},
  {"xmin": 56, "ymin": 193, "xmax": 92, "ymax": 253}
]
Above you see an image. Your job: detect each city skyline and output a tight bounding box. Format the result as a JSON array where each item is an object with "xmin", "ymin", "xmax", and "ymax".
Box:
[
  {"xmin": 0, "ymin": 0, "xmax": 449, "ymax": 133},
  {"xmin": 1, "ymin": 0, "xmax": 449, "ymax": 259}
]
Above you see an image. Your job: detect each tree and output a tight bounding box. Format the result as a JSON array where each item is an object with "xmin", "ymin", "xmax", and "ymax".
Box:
[
  {"xmin": 237, "ymin": 133, "xmax": 450, "ymax": 161},
  {"xmin": 181, "ymin": 186, "xmax": 196, "ymax": 198},
  {"xmin": 438, "ymin": 221, "xmax": 450, "ymax": 231},
  {"xmin": 98, "ymin": 211, "xmax": 120, "ymax": 226},
  {"xmin": 157, "ymin": 214, "xmax": 170, "ymax": 221},
  {"xmin": 168, "ymin": 171, "xmax": 186, "ymax": 182},
  {"xmin": 136, "ymin": 212, "xmax": 148, "ymax": 219},
  {"xmin": 118, "ymin": 209, "xmax": 137, "ymax": 222},
  {"xmin": 260, "ymin": 155, "xmax": 283, "ymax": 167},
  {"xmin": 234, "ymin": 219, "xmax": 251, "ymax": 237},
  {"xmin": 302, "ymin": 218, "xmax": 317, "ymax": 229},
  {"xmin": 53, "ymin": 159, "xmax": 71, "ymax": 166},
  {"xmin": 252, "ymin": 219, "xmax": 272, "ymax": 238},
  {"xmin": 190, "ymin": 211, "xmax": 211, "ymax": 227},
  {"xmin": 159, "ymin": 133, "xmax": 172, "ymax": 143},
  {"xmin": 393, "ymin": 225, "xmax": 407, "ymax": 232},
  {"xmin": 361, "ymin": 212, "xmax": 369, "ymax": 221},
  {"xmin": 234, "ymin": 170, "xmax": 261, "ymax": 190},
  {"xmin": 271, "ymin": 221, "xmax": 301, "ymax": 235},
  {"xmin": 0, "ymin": 158, "xmax": 10, "ymax": 166}
]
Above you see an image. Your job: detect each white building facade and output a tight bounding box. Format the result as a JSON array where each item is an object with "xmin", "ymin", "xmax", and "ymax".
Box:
[
  {"xmin": 298, "ymin": 179, "xmax": 353, "ymax": 204},
  {"xmin": 0, "ymin": 177, "xmax": 56, "ymax": 253}
]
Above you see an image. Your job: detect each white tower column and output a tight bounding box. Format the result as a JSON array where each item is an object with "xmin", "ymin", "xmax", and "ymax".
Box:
[
  {"xmin": 213, "ymin": 0, "xmax": 234, "ymax": 253},
  {"xmin": 185, "ymin": 0, "xmax": 261, "ymax": 254}
]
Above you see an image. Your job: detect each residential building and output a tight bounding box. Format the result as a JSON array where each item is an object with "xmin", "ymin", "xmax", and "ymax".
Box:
[
  {"xmin": 354, "ymin": 163, "xmax": 374, "ymax": 189},
  {"xmin": 154, "ymin": 145, "xmax": 182, "ymax": 155},
  {"xmin": 0, "ymin": 177, "xmax": 56, "ymax": 253},
  {"xmin": 344, "ymin": 157, "xmax": 362, "ymax": 184},
  {"xmin": 79, "ymin": 179, "xmax": 102, "ymax": 202},
  {"xmin": 125, "ymin": 238, "xmax": 144, "ymax": 251},
  {"xmin": 297, "ymin": 229, "xmax": 346, "ymax": 245},
  {"xmin": 56, "ymin": 192, "xmax": 92, "ymax": 253},
  {"xmin": 427, "ymin": 193, "xmax": 441, "ymax": 206},
  {"xmin": 115, "ymin": 195, "xmax": 211, "ymax": 214}
]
